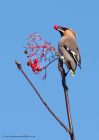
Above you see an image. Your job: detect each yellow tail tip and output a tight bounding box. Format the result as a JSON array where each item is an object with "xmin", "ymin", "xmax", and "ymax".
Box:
[{"xmin": 70, "ymin": 70, "xmax": 75, "ymax": 77}]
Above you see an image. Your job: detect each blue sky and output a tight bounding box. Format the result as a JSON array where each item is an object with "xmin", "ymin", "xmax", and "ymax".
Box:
[{"xmin": 0, "ymin": 0, "xmax": 99, "ymax": 140}]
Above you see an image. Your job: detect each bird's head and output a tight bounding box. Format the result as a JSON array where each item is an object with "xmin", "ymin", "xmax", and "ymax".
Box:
[{"xmin": 54, "ymin": 25, "xmax": 77, "ymax": 39}]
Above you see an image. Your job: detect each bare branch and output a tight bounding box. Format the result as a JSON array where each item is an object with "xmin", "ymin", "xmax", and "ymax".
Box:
[{"xmin": 15, "ymin": 61, "xmax": 69, "ymax": 133}]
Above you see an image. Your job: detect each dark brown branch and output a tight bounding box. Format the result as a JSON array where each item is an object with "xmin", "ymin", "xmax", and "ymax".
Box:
[
  {"xmin": 15, "ymin": 61, "xmax": 69, "ymax": 133},
  {"xmin": 58, "ymin": 60, "xmax": 75, "ymax": 140}
]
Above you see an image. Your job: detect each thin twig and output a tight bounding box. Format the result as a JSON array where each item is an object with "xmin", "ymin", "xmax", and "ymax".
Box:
[
  {"xmin": 43, "ymin": 57, "xmax": 58, "ymax": 70},
  {"xmin": 15, "ymin": 61, "xmax": 69, "ymax": 133},
  {"xmin": 58, "ymin": 60, "xmax": 75, "ymax": 140}
]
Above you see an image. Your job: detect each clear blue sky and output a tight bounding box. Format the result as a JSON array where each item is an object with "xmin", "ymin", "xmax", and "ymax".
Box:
[{"xmin": 0, "ymin": 0, "xmax": 99, "ymax": 140}]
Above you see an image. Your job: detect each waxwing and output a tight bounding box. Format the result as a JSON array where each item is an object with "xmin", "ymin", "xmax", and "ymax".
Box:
[{"xmin": 54, "ymin": 25, "xmax": 81, "ymax": 76}]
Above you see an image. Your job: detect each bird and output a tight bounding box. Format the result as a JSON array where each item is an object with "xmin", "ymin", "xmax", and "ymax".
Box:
[{"xmin": 54, "ymin": 25, "xmax": 81, "ymax": 76}]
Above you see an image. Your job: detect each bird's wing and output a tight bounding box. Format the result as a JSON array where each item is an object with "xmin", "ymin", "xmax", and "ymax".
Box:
[
  {"xmin": 61, "ymin": 37, "xmax": 81, "ymax": 68},
  {"xmin": 64, "ymin": 45, "xmax": 81, "ymax": 69}
]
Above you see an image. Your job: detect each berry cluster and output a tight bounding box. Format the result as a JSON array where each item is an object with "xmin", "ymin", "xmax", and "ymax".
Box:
[
  {"xmin": 27, "ymin": 59, "xmax": 42, "ymax": 73},
  {"xmin": 24, "ymin": 33, "xmax": 58, "ymax": 79}
]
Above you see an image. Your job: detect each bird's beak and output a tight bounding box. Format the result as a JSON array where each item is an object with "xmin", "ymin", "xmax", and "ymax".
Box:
[
  {"xmin": 57, "ymin": 26, "xmax": 64, "ymax": 32},
  {"xmin": 54, "ymin": 25, "xmax": 63, "ymax": 32}
]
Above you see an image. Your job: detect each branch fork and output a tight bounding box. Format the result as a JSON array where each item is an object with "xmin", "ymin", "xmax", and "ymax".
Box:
[
  {"xmin": 15, "ymin": 61, "xmax": 69, "ymax": 133},
  {"xmin": 15, "ymin": 60, "xmax": 75, "ymax": 140}
]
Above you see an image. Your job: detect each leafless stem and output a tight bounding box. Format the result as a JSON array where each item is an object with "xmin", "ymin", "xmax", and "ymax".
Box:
[
  {"xmin": 42, "ymin": 57, "xmax": 58, "ymax": 70},
  {"xmin": 15, "ymin": 61, "xmax": 69, "ymax": 133},
  {"xmin": 58, "ymin": 60, "xmax": 75, "ymax": 140}
]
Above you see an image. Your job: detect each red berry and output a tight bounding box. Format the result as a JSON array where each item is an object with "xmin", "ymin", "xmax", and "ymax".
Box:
[
  {"xmin": 54, "ymin": 25, "xmax": 58, "ymax": 30},
  {"xmin": 27, "ymin": 61, "xmax": 31, "ymax": 66},
  {"xmin": 34, "ymin": 59, "xmax": 38, "ymax": 64},
  {"xmin": 37, "ymin": 67, "xmax": 41, "ymax": 72},
  {"xmin": 31, "ymin": 63, "xmax": 37, "ymax": 69}
]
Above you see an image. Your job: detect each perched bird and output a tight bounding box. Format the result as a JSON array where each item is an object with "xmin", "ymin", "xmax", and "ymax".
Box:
[{"xmin": 54, "ymin": 25, "xmax": 81, "ymax": 76}]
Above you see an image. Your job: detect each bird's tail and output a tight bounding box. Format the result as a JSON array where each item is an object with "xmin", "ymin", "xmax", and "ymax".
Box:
[{"xmin": 70, "ymin": 69, "xmax": 75, "ymax": 77}]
